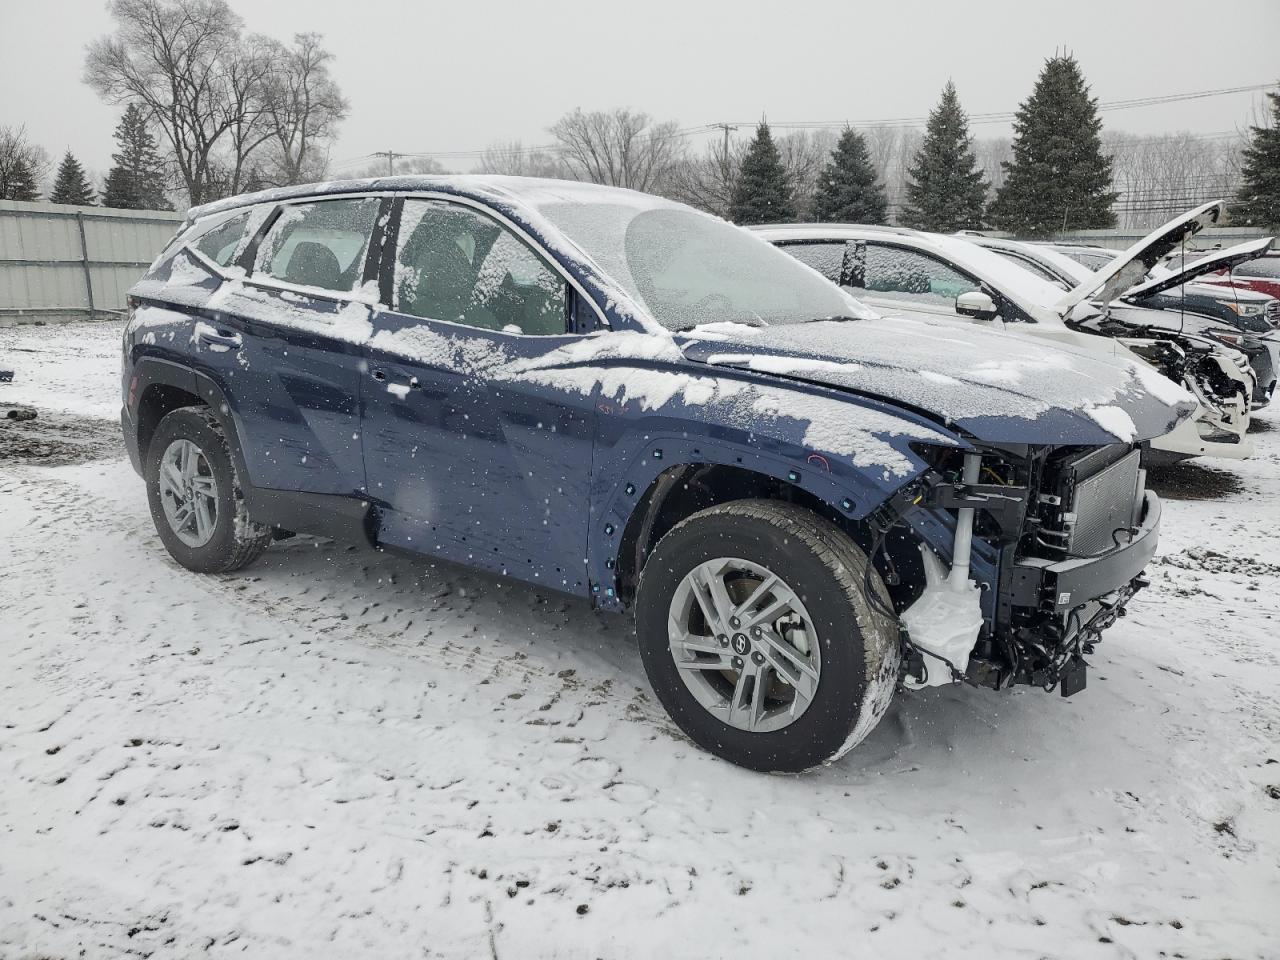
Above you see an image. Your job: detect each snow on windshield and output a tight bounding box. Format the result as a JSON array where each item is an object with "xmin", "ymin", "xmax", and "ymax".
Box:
[{"xmin": 527, "ymin": 193, "xmax": 875, "ymax": 331}]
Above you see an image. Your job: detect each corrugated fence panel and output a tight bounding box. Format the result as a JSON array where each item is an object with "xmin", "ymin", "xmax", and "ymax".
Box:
[
  {"xmin": 1051, "ymin": 227, "xmax": 1269, "ymax": 253},
  {"xmin": 0, "ymin": 199, "xmax": 183, "ymax": 324}
]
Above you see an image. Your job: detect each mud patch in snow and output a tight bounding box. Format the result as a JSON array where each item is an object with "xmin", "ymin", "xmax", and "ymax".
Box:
[
  {"xmin": 1146, "ymin": 461, "xmax": 1244, "ymax": 501},
  {"xmin": 0, "ymin": 409, "xmax": 123, "ymax": 465}
]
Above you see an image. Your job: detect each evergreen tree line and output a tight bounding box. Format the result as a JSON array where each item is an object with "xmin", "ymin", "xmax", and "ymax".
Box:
[
  {"xmin": 727, "ymin": 56, "xmax": 1121, "ymax": 235},
  {"xmin": 0, "ymin": 105, "xmax": 171, "ymax": 209},
  {"xmin": 722, "ymin": 55, "xmax": 1277, "ymax": 233}
]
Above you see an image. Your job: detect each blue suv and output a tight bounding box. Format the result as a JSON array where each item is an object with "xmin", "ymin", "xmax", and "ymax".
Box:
[{"xmin": 122, "ymin": 177, "xmax": 1191, "ymax": 771}]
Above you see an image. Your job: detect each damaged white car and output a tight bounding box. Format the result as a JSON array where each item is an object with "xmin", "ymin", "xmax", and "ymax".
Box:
[{"xmin": 758, "ymin": 202, "xmax": 1255, "ymax": 463}]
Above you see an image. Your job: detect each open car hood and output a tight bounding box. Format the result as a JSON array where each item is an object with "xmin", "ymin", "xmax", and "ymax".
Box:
[
  {"xmin": 1124, "ymin": 236, "xmax": 1275, "ymax": 299},
  {"xmin": 1055, "ymin": 200, "xmax": 1229, "ymax": 313},
  {"xmin": 678, "ymin": 316, "xmax": 1195, "ymax": 446}
]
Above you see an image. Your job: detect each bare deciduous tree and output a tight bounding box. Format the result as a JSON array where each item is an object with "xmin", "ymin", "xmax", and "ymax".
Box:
[
  {"xmin": 257, "ymin": 33, "xmax": 349, "ymax": 187},
  {"xmin": 85, "ymin": 0, "xmax": 244, "ymax": 205},
  {"xmin": 477, "ymin": 140, "xmax": 567, "ymax": 179},
  {"xmin": 973, "ymin": 136, "xmax": 1012, "ymax": 196},
  {"xmin": 221, "ymin": 33, "xmax": 278, "ymax": 195},
  {"xmin": 341, "ymin": 156, "xmax": 447, "ymax": 180},
  {"xmin": 862, "ymin": 124, "xmax": 923, "ymax": 223},
  {"xmin": 85, "ymin": 0, "xmax": 348, "ymax": 205},
  {"xmin": 776, "ymin": 129, "xmax": 838, "ymax": 220},
  {"xmin": 549, "ymin": 108, "xmax": 685, "ymax": 192},
  {"xmin": 0, "ymin": 125, "xmax": 51, "ymax": 200},
  {"xmin": 1105, "ymin": 131, "xmax": 1246, "ymax": 229},
  {"xmin": 668, "ymin": 134, "xmax": 743, "ymax": 217}
]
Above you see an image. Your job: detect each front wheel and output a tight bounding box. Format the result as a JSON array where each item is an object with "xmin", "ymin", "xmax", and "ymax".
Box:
[
  {"xmin": 635, "ymin": 500, "xmax": 900, "ymax": 773},
  {"xmin": 145, "ymin": 406, "xmax": 271, "ymax": 574}
]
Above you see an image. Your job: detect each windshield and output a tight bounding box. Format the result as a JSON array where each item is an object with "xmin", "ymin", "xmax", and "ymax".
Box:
[{"xmin": 534, "ymin": 200, "xmax": 874, "ymax": 331}]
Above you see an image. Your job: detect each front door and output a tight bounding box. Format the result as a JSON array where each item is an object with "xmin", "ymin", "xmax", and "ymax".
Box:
[
  {"xmin": 856, "ymin": 242, "xmax": 996, "ymax": 327},
  {"xmin": 361, "ymin": 198, "xmax": 597, "ymax": 594}
]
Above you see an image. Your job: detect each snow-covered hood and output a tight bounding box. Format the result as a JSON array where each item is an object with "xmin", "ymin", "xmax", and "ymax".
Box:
[
  {"xmin": 679, "ymin": 316, "xmax": 1195, "ymax": 446},
  {"xmin": 1056, "ymin": 201, "xmax": 1229, "ymax": 312},
  {"xmin": 1125, "ymin": 237, "xmax": 1275, "ymax": 300}
]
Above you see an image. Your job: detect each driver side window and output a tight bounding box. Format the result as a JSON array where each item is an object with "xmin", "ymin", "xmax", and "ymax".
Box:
[
  {"xmin": 864, "ymin": 244, "xmax": 979, "ymax": 307},
  {"xmin": 393, "ymin": 200, "xmax": 568, "ymax": 335}
]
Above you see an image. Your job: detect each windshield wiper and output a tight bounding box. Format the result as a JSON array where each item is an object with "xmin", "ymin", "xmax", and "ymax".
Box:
[
  {"xmin": 675, "ymin": 317, "xmax": 768, "ymax": 332},
  {"xmin": 794, "ymin": 314, "xmax": 864, "ymax": 325}
]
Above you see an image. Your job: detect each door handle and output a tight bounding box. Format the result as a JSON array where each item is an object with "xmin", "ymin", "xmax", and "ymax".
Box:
[
  {"xmin": 199, "ymin": 328, "xmax": 242, "ymax": 351},
  {"xmin": 372, "ymin": 370, "xmax": 420, "ymax": 390}
]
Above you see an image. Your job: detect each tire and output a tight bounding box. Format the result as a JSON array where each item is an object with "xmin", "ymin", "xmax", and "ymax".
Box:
[
  {"xmin": 635, "ymin": 499, "xmax": 900, "ymax": 773},
  {"xmin": 144, "ymin": 405, "xmax": 271, "ymax": 574}
]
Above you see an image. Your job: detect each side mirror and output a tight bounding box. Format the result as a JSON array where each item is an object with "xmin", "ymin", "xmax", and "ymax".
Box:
[{"xmin": 956, "ymin": 290, "xmax": 998, "ymax": 320}]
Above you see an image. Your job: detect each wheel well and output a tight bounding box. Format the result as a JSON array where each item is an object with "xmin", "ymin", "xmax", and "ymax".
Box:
[
  {"xmin": 136, "ymin": 384, "xmax": 205, "ymax": 460},
  {"xmin": 616, "ymin": 464, "xmax": 871, "ymax": 605}
]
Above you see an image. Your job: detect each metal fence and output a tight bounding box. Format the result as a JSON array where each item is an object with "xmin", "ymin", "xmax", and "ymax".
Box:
[
  {"xmin": 1051, "ymin": 226, "xmax": 1270, "ymax": 252},
  {"xmin": 0, "ymin": 200, "xmax": 183, "ymax": 326}
]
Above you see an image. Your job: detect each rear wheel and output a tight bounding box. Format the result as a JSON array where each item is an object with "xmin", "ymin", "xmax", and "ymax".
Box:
[
  {"xmin": 145, "ymin": 406, "xmax": 271, "ymax": 573},
  {"xmin": 635, "ymin": 500, "xmax": 900, "ymax": 773}
]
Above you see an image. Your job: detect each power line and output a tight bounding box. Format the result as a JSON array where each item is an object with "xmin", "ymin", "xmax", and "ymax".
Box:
[{"xmin": 327, "ymin": 80, "xmax": 1275, "ymax": 171}]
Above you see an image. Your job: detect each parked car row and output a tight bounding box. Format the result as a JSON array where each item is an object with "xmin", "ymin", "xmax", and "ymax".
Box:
[
  {"xmin": 119, "ymin": 178, "xmax": 1261, "ymax": 772},
  {"xmin": 1039, "ymin": 240, "xmax": 1280, "ymax": 408}
]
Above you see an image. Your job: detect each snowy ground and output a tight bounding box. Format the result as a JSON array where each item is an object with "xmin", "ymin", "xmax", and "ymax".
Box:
[{"xmin": 2, "ymin": 321, "xmax": 1278, "ymax": 959}]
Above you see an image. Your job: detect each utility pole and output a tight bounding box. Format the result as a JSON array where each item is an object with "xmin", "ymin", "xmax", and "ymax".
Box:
[
  {"xmin": 374, "ymin": 150, "xmax": 399, "ymax": 176},
  {"xmin": 708, "ymin": 123, "xmax": 738, "ymax": 157}
]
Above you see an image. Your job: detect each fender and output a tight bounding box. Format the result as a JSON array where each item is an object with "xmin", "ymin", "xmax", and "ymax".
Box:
[{"xmin": 585, "ymin": 381, "xmax": 971, "ymax": 612}]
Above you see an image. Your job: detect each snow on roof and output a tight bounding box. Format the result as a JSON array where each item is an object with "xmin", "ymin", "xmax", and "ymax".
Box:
[{"xmin": 185, "ymin": 175, "xmax": 669, "ymax": 224}]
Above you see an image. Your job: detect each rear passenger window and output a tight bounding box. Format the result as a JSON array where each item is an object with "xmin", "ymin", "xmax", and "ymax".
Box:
[
  {"xmin": 393, "ymin": 200, "xmax": 568, "ymax": 335},
  {"xmin": 255, "ymin": 198, "xmax": 381, "ymax": 293},
  {"xmin": 784, "ymin": 242, "xmax": 847, "ymax": 284},
  {"xmin": 191, "ymin": 211, "xmax": 250, "ymax": 267}
]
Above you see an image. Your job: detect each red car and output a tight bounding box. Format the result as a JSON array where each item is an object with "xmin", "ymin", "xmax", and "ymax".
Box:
[{"xmin": 1196, "ymin": 252, "xmax": 1280, "ymax": 300}]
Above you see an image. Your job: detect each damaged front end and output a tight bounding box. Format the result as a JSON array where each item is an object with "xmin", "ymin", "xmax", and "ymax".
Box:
[
  {"xmin": 1117, "ymin": 332, "xmax": 1253, "ymax": 460},
  {"xmin": 881, "ymin": 442, "xmax": 1160, "ymax": 697}
]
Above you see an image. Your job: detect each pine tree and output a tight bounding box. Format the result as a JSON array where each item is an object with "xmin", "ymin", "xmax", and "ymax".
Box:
[
  {"xmin": 50, "ymin": 150, "xmax": 95, "ymax": 205},
  {"xmin": 729, "ymin": 121, "xmax": 795, "ymax": 225},
  {"xmin": 811, "ymin": 127, "xmax": 887, "ymax": 223},
  {"xmin": 0, "ymin": 156, "xmax": 40, "ymax": 201},
  {"xmin": 1237, "ymin": 87, "xmax": 1280, "ymax": 228},
  {"xmin": 102, "ymin": 104, "xmax": 170, "ymax": 210},
  {"xmin": 989, "ymin": 55, "xmax": 1117, "ymax": 237},
  {"xmin": 900, "ymin": 81, "xmax": 988, "ymax": 232}
]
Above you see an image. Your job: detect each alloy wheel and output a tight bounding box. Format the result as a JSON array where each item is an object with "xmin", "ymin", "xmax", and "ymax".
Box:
[
  {"xmin": 666, "ymin": 557, "xmax": 822, "ymax": 733},
  {"xmin": 157, "ymin": 438, "xmax": 220, "ymax": 548}
]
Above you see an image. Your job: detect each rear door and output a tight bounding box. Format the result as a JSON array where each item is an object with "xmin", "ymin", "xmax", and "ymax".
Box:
[
  {"xmin": 195, "ymin": 195, "xmax": 385, "ymax": 500},
  {"xmin": 361, "ymin": 197, "xmax": 597, "ymax": 593}
]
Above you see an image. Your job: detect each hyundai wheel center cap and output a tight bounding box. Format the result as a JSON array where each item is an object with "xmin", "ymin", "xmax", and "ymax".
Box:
[{"xmin": 731, "ymin": 633, "xmax": 750, "ymax": 656}]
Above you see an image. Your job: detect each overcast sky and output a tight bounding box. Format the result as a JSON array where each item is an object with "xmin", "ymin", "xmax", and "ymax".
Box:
[{"xmin": 3, "ymin": 0, "xmax": 1277, "ymax": 184}]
